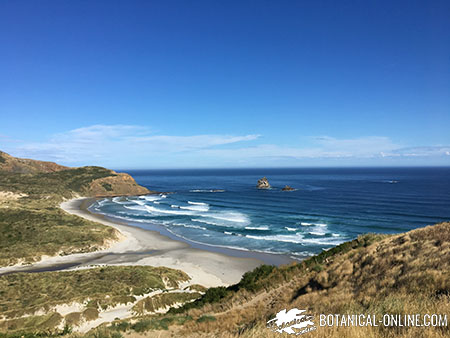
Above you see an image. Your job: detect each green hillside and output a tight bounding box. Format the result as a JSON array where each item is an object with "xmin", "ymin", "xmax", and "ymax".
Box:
[{"xmin": 0, "ymin": 152, "xmax": 149, "ymax": 266}]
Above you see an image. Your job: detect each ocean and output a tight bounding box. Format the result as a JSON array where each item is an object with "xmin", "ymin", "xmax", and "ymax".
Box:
[{"xmin": 90, "ymin": 167, "xmax": 450, "ymax": 260}]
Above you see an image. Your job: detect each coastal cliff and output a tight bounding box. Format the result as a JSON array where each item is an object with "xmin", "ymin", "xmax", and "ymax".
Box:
[{"xmin": 84, "ymin": 171, "xmax": 150, "ymax": 197}]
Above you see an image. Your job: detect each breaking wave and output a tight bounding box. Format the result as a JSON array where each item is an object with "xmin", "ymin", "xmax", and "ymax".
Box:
[
  {"xmin": 245, "ymin": 226, "xmax": 270, "ymax": 231},
  {"xmin": 180, "ymin": 204, "xmax": 210, "ymax": 212},
  {"xmin": 189, "ymin": 189, "xmax": 225, "ymax": 193},
  {"xmin": 188, "ymin": 201, "xmax": 209, "ymax": 206}
]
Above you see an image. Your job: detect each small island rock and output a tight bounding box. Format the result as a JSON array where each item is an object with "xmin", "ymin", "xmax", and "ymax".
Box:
[
  {"xmin": 257, "ymin": 177, "xmax": 271, "ymax": 189},
  {"xmin": 282, "ymin": 185, "xmax": 295, "ymax": 191}
]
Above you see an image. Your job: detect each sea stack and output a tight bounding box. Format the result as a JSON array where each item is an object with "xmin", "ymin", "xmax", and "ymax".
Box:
[
  {"xmin": 282, "ymin": 185, "xmax": 295, "ymax": 191},
  {"xmin": 257, "ymin": 177, "xmax": 271, "ymax": 189}
]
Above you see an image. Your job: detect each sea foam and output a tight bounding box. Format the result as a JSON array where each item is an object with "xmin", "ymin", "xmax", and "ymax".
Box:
[
  {"xmin": 188, "ymin": 201, "xmax": 209, "ymax": 206},
  {"xmin": 144, "ymin": 205, "xmax": 195, "ymax": 216},
  {"xmin": 180, "ymin": 204, "xmax": 210, "ymax": 212},
  {"xmin": 190, "ymin": 189, "xmax": 225, "ymax": 193},
  {"xmin": 245, "ymin": 226, "xmax": 270, "ymax": 231}
]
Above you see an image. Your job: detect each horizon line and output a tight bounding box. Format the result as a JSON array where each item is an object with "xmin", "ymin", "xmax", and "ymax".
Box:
[{"xmin": 114, "ymin": 165, "xmax": 450, "ymax": 171}]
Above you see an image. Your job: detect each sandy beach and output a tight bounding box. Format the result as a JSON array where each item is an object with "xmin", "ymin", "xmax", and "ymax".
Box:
[{"xmin": 1, "ymin": 197, "xmax": 293, "ymax": 287}]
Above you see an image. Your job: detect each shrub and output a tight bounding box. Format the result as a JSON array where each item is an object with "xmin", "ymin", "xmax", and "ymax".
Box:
[{"xmin": 196, "ymin": 315, "xmax": 216, "ymax": 323}]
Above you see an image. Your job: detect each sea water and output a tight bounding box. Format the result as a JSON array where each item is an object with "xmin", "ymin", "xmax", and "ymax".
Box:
[{"xmin": 91, "ymin": 167, "xmax": 450, "ymax": 259}]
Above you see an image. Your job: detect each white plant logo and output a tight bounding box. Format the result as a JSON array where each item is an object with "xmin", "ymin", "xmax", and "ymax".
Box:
[{"xmin": 267, "ymin": 308, "xmax": 316, "ymax": 335}]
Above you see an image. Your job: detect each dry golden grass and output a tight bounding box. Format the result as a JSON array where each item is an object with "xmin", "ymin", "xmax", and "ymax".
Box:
[
  {"xmin": 170, "ymin": 223, "xmax": 450, "ymax": 338},
  {"xmin": 72, "ymin": 224, "xmax": 449, "ymax": 338},
  {"xmin": 14, "ymin": 223, "xmax": 447, "ymax": 337}
]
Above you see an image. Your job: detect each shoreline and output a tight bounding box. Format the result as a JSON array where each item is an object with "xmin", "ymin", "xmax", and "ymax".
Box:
[
  {"xmin": 1, "ymin": 197, "xmax": 293, "ymax": 287},
  {"xmin": 82, "ymin": 198, "xmax": 295, "ymax": 266}
]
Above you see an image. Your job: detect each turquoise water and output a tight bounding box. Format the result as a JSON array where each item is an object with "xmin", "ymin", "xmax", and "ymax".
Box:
[{"xmin": 91, "ymin": 168, "xmax": 450, "ymax": 259}]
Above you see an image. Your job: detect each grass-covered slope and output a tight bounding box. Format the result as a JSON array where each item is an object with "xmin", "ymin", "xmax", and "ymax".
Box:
[
  {"xmin": 0, "ymin": 151, "xmax": 67, "ymax": 174},
  {"xmin": 0, "ymin": 152, "xmax": 151, "ymax": 266},
  {"xmin": 0, "ymin": 207, "xmax": 117, "ymax": 266},
  {"xmin": 0, "ymin": 165, "xmax": 149, "ymax": 198},
  {"xmin": 0, "ymin": 266, "xmax": 191, "ymax": 333},
  {"xmin": 97, "ymin": 223, "xmax": 449, "ymax": 338}
]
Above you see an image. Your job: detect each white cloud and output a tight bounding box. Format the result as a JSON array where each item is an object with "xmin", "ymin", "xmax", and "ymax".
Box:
[
  {"xmin": 4, "ymin": 125, "xmax": 449, "ymax": 167},
  {"xmin": 313, "ymin": 136, "xmax": 399, "ymax": 156},
  {"xmin": 9, "ymin": 125, "xmax": 260, "ymax": 164},
  {"xmin": 198, "ymin": 136, "xmax": 401, "ymax": 160},
  {"xmin": 388, "ymin": 146, "xmax": 450, "ymax": 157},
  {"xmin": 126, "ymin": 134, "xmax": 260, "ymax": 151}
]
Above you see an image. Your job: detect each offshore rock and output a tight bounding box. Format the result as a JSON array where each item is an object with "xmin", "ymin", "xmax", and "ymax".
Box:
[
  {"xmin": 257, "ymin": 177, "xmax": 271, "ymax": 189},
  {"xmin": 282, "ymin": 185, "xmax": 295, "ymax": 191}
]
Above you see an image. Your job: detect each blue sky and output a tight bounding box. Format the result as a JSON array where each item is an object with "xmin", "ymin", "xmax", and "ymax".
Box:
[{"xmin": 1, "ymin": 1, "xmax": 449, "ymax": 168}]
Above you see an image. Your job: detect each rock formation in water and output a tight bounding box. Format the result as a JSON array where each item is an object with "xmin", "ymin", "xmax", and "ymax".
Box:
[
  {"xmin": 281, "ymin": 185, "xmax": 295, "ymax": 191},
  {"xmin": 257, "ymin": 177, "xmax": 271, "ymax": 189}
]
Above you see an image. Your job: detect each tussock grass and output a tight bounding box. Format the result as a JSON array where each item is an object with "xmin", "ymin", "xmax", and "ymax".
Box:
[
  {"xmin": 112, "ymin": 223, "xmax": 449, "ymax": 338},
  {"xmin": 0, "ymin": 167, "xmax": 114, "ymax": 198},
  {"xmin": 0, "ymin": 312, "xmax": 63, "ymax": 335},
  {"xmin": 27, "ymin": 223, "xmax": 446, "ymax": 337},
  {"xmin": 133, "ymin": 292, "xmax": 201, "ymax": 315},
  {"xmin": 180, "ymin": 223, "xmax": 449, "ymax": 338},
  {"xmin": 0, "ymin": 167, "xmax": 121, "ymax": 266},
  {"xmin": 0, "ymin": 208, "xmax": 118, "ymax": 266},
  {"xmin": 0, "ymin": 266, "xmax": 189, "ymax": 321},
  {"xmin": 0, "ymin": 163, "xmax": 150, "ymax": 266}
]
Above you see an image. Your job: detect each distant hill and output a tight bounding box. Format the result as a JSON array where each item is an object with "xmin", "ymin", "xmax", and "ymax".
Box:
[
  {"xmin": 0, "ymin": 151, "xmax": 150, "ymax": 197},
  {"xmin": 0, "ymin": 151, "xmax": 67, "ymax": 174},
  {"xmin": 0, "ymin": 151, "xmax": 152, "ymax": 267}
]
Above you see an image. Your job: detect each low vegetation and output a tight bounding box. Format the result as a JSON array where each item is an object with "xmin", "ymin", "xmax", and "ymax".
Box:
[
  {"xmin": 0, "ymin": 167, "xmax": 115, "ymax": 198},
  {"xmin": 0, "ymin": 266, "xmax": 190, "ymax": 333},
  {"xmin": 169, "ymin": 233, "xmax": 388, "ymax": 315},
  {"xmin": 0, "ymin": 266, "xmax": 189, "ymax": 318},
  {"xmin": 86, "ymin": 223, "xmax": 449, "ymax": 338},
  {"xmin": 132, "ymin": 292, "xmax": 201, "ymax": 314},
  {"xmin": 0, "ymin": 152, "xmax": 149, "ymax": 266},
  {"xmin": 177, "ymin": 223, "xmax": 449, "ymax": 338},
  {"xmin": 0, "ymin": 207, "xmax": 117, "ymax": 266}
]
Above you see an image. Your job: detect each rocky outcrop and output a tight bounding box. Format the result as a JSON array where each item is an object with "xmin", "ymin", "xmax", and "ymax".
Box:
[
  {"xmin": 84, "ymin": 172, "xmax": 151, "ymax": 197},
  {"xmin": 257, "ymin": 177, "xmax": 271, "ymax": 189},
  {"xmin": 281, "ymin": 185, "xmax": 295, "ymax": 191},
  {"xmin": 0, "ymin": 151, "xmax": 68, "ymax": 174}
]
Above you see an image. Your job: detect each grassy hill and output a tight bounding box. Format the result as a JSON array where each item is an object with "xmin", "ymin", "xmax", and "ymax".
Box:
[
  {"xmin": 0, "ymin": 153, "xmax": 204, "ymax": 337},
  {"xmin": 88, "ymin": 222, "xmax": 449, "ymax": 338},
  {"xmin": 0, "ymin": 151, "xmax": 151, "ymax": 266},
  {"xmin": 0, "ymin": 151, "xmax": 68, "ymax": 174},
  {"xmin": 0, "ymin": 151, "xmax": 150, "ymax": 198}
]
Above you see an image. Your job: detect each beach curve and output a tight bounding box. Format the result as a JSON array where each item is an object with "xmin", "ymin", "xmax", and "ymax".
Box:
[{"xmin": 0, "ymin": 197, "xmax": 270, "ymax": 288}]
